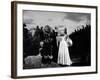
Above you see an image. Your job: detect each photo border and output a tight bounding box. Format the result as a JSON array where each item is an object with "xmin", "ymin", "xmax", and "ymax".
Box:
[{"xmin": 11, "ymin": 1, "xmax": 98, "ymax": 78}]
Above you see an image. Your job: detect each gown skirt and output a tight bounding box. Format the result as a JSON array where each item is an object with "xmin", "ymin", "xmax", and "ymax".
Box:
[{"xmin": 57, "ymin": 37, "xmax": 72, "ymax": 65}]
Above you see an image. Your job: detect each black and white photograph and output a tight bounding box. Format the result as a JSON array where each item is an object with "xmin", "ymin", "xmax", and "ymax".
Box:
[
  {"xmin": 11, "ymin": 1, "xmax": 97, "ymax": 78},
  {"xmin": 23, "ymin": 10, "xmax": 91, "ymax": 69}
]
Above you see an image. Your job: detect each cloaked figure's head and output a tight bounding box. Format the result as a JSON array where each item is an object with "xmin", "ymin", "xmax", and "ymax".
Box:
[{"xmin": 44, "ymin": 25, "xmax": 51, "ymax": 33}]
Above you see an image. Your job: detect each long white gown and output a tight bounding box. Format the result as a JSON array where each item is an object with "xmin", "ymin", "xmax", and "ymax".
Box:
[{"xmin": 57, "ymin": 35, "xmax": 72, "ymax": 65}]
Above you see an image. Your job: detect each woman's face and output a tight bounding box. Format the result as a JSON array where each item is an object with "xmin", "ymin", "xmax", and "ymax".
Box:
[
  {"xmin": 57, "ymin": 29, "xmax": 63, "ymax": 36},
  {"xmin": 60, "ymin": 29, "xmax": 66, "ymax": 35}
]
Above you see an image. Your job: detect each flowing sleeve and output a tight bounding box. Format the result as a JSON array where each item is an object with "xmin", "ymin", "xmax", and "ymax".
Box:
[{"xmin": 67, "ymin": 37, "xmax": 73, "ymax": 47}]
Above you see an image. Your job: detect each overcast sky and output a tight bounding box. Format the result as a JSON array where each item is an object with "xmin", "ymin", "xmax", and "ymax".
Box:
[{"xmin": 23, "ymin": 10, "xmax": 91, "ymax": 34}]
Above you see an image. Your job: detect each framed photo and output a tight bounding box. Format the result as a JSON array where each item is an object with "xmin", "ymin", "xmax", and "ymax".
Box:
[{"xmin": 11, "ymin": 1, "xmax": 98, "ymax": 78}]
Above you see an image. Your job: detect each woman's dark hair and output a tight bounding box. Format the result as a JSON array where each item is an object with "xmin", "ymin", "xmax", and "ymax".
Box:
[{"xmin": 64, "ymin": 28, "xmax": 67, "ymax": 34}]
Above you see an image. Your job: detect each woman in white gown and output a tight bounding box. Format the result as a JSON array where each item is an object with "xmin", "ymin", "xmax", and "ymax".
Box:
[{"xmin": 57, "ymin": 29, "xmax": 73, "ymax": 66}]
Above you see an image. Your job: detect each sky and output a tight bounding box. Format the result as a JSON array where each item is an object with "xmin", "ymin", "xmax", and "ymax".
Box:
[{"xmin": 23, "ymin": 10, "xmax": 91, "ymax": 35}]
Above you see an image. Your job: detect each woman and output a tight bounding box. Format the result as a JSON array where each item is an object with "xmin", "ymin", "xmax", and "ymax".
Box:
[{"xmin": 57, "ymin": 28, "xmax": 73, "ymax": 66}]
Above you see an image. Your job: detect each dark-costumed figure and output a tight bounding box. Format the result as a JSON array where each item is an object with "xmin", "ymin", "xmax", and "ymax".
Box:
[{"xmin": 40, "ymin": 25, "xmax": 54, "ymax": 64}]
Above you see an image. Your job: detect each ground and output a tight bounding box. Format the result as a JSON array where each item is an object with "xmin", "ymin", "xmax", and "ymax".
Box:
[{"xmin": 23, "ymin": 54, "xmax": 90, "ymax": 69}]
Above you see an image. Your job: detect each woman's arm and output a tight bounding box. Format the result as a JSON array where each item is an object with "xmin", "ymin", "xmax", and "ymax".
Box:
[{"xmin": 67, "ymin": 37, "xmax": 73, "ymax": 47}]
